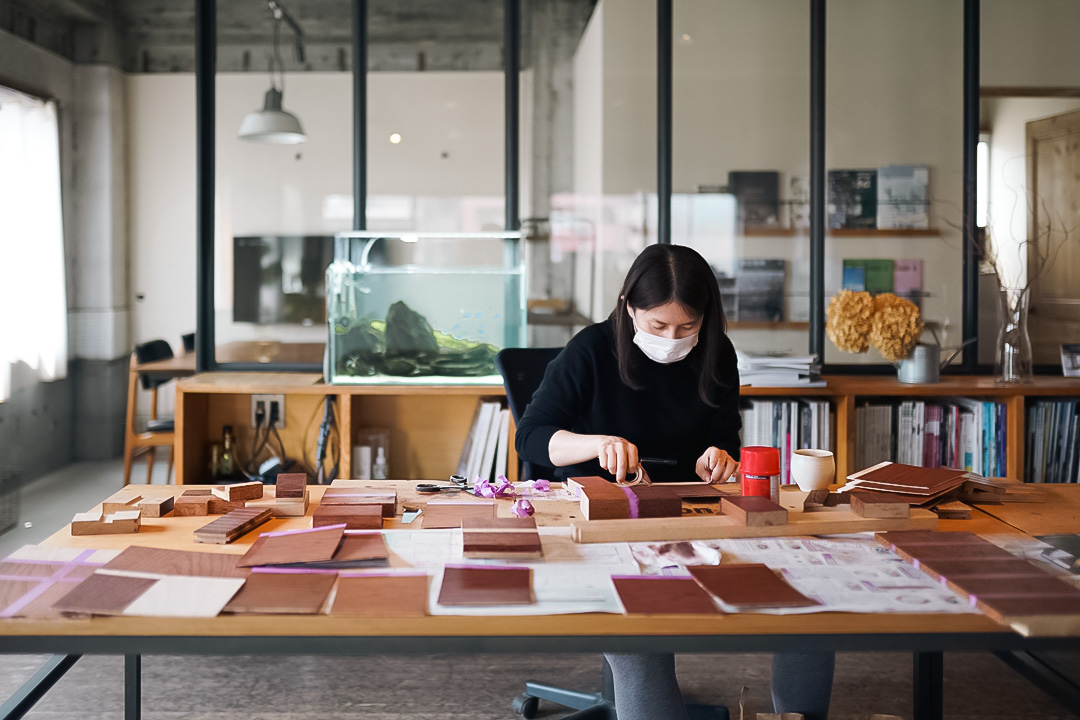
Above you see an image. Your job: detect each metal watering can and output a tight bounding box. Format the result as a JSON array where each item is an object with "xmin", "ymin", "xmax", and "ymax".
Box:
[{"xmin": 896, "ymin": 339, "xmax": 975, "ymax": 384}]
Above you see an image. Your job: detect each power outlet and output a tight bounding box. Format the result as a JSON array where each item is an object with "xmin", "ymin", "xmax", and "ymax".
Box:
[{"xmin": 251, "ymin": 394, "xmax": 286, "ymax": 429}]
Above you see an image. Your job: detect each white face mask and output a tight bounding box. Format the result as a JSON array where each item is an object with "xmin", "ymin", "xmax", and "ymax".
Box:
[{"xmin": 632, "ymin": 323, "xmax": 699, "ymax": 364}]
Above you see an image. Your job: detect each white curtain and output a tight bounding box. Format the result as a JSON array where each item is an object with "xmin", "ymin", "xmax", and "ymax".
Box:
[{"xmin": 0, "ymin": 89, "xmax": 68, "ymax": 403}]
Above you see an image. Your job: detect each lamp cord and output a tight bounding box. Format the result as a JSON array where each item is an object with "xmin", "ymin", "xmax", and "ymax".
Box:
[{"xmin": 268, "ymin": 4, "xmax": 285, "ymax": 94}]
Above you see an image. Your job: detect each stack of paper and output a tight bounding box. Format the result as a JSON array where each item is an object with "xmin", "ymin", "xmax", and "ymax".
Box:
[{"xmin": 736, "ymin": 351, "xmax": 823, "ymax": 387}]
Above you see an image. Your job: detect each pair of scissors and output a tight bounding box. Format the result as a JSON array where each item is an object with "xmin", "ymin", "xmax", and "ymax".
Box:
[{"xmin": 416, "ymin": 474, "xmax": 471, "ymax": 494}]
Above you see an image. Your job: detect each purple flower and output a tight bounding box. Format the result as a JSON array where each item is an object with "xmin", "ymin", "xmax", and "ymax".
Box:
[
  {"xmin": 531, "ymin": 479, "xmax": 551, "ymax": 492},
  {"xmin": 511, "ymin": 498, "xmax": 535, "ymax": 517},
  {"xmin": 472, "ymin": 476, "xmax": 496, "ymax": 498},
  {"xmin": 493, "ymin": 477, "xmax": 516, "ymax": 498}
]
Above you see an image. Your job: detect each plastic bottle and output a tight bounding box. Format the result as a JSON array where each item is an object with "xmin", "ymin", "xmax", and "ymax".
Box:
[{"xmin": 372, "ymin": 446, "xmax": 388, "ymax": 480}]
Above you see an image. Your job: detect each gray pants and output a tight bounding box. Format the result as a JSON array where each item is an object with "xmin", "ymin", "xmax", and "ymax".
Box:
[{"xmin": 605, "ymin": 652, "xmax": 835, "ymax": 720}]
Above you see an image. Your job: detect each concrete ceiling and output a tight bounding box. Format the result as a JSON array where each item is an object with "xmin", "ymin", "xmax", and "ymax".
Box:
[{"xmin": 2, "ymin": 0, "xmax": 597, "ymax": 72}]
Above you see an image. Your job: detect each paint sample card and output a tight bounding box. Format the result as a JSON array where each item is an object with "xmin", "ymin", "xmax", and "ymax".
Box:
[
  {"xmin": 689, "ymin": 564, "xmax": 819, "ymax": 609},
  {"xmin": 612, "ymin": 576, "xmax": 722, "ymax": 615},
  {"xmin": 224, "ymin": 570, "xmax": 338, "ymax": 614},
  {"xmin": 332, "ymin": 573, "xmax": 429, "ymax": 617},
  {"xmin": 437, "ymin": 565, "xmax": 533, "ymax": 606}
]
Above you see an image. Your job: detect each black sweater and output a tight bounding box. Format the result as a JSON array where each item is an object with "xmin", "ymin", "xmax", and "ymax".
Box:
[{"xmin": 515, "ymin": 319, "xmax": 742, "ymax": 483}]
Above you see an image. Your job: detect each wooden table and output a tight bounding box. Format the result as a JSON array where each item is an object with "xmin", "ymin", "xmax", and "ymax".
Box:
[{"xmin": 2, "ymin": 483, "xmax": 1078, "ymax": 720}]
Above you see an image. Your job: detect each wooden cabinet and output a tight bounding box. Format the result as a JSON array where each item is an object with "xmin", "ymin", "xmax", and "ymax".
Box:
[{"xmin": 174, "ymin": 373, "xmax": 1080, "ymax": 484}]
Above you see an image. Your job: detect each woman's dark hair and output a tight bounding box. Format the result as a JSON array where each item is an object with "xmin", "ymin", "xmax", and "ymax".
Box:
[{"xmin": 609, "ymin": 244, "xmax": 729, "ymax": 405}]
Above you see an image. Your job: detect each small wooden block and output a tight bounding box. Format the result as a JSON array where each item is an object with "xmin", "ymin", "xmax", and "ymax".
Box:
[
  {"xmin": 182, "ymin": 488, "xmax": 213, "ymax": 496},
  {"xmin": 320, "ymin": 488, "xmax": 397, "ymax": 518},
  {"xmin": 102, "ymin": 495, "xmax": 142, "ymax": 514},
  {"xmin": 933, "ymin": 500, "xmax": 972, "ymax": 520},
  {"xmin": 206, "ymin": 496, "xmax": 248, "ymax": 515},
  {"xmin": 173, "ymin": 495, "xmax": 212, "ymax": 516},
  {"xmin": 573, "ymin": 476, "xmax": 629, "ymax": 520},
  {"xmin": 312, "ymin": 503, "xmax": 384, "ymax": 530},
  {"xmin": 626, "ymin": 485, "xmax": 682, "ymax": 518},
  {"xmin": 211, "ymin": 481, "xmax": 264, "ymax": 503},
  {"xmin": 136, "ymin": 496, "xmax": 174, "ymax": 518},
  {"xmin": 194, "ymin": 507, "xmax": 273, "ymax": 544},
  {"xmin": 246, "ymin": 492, "xmax": 309, "ymax": 518},
  {"xmin": 276, "ymin": 473, "xmax": 308, "ymax": 498},
  {"xmin": 851, "ymin": 491, "xmax": 911, "ymax": 519},
  {"xmin": 462, "ymin": 517, "xmax": 543, "ymax": 559},
  {"xmin": 70, "ymin": 509, "xmax": 141, "ymax": 536},
  {"xmin": 721, "ymin": 496, "xmax": 788, "ymax": 527}
]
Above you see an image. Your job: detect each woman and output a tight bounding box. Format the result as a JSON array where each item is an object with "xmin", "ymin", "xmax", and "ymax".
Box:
[{"xmin": 516, "ymin": 244, "xmax": 834, "ymax": 720}]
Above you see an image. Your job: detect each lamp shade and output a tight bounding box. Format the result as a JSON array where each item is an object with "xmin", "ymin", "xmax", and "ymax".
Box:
[{"xmin": 238, "ymin": 88, "xmax": 306, "ymax": 144}]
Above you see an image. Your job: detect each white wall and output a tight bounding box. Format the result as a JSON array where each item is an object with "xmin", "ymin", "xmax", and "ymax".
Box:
[
  {"xmin": 127, "ymin": 71, "xmax": 510, "ymax": 352},
  {"xmin": 982, "ymin": 0, "xmax": 1080, "ymax": 87}
]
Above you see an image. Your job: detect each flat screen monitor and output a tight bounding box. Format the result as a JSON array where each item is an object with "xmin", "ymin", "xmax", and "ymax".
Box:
[{"xmin": 233, "ymin": 235, "xmax": 334, "ymax": 325}]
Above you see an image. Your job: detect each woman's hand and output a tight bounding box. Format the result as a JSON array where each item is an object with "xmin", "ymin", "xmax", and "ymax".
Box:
[
  {"xmin": 696, "ymin": 447, "xmax": 738, "ymax": 484},
  {"xmin": 597, "ymin": 436, "xmax": 640, "ymax": 485}
]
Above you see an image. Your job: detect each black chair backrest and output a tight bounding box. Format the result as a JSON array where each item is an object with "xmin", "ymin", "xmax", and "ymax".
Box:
[
  {"xmin": 494, "ymin": 347, "xmax": 564, "ymax": 481},
  {"xmin": 134, "ymin": 340, "xmax": 175, "ymax": 391},
  {"xmin": 181, "ymin": 332, "xmax": 195, "ymax": 353}
]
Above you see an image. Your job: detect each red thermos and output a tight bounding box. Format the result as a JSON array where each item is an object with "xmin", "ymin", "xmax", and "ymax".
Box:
[{"xmin": 740, "ymin": 446, "xmax": 781, "ymax": 502}]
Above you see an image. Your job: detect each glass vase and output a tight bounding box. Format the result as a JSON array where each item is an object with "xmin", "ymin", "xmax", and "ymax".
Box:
[{"xmin": 994, "ymin": 287, "xmax": 1033, "ymax": 384}]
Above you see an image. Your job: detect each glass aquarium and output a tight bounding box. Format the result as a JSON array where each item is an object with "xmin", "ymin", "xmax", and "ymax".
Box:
[{"xmin": 326, "ymin": 232, "xmax": 526, "ymax": 384}]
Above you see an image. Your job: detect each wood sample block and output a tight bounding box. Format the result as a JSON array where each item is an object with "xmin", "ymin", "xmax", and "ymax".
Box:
[
  {"xmin": 664, "ymin": 483, "xmax": 729, "ymax": 502},
  {"xmin": 974, "ymin": 594, "xmax": 1080, "ymax": 624},
  {"xmin": 320, "ymin": 488, "xmax": 397, "ymax": 518},
  {"xmin": 194, "ymin": 507, "xmax": 273, "ymax": 544},
  {"xmin": 211, "ymin": 481, "xmax": 264, "ymax": 503},
  {"xmin": 332, "ymin": 573, "xmax": 429, "ymax": 617},
  {"xmin": 206, "ymin": 496, "xmax": 248, "ymax": 515},
  {"xmin": 51, "ymin": 573, "xmax": 156, "ymax": 615},
  {"xmin": 173, "ymin": 495, "xmax": 212, "ymax": 516},
  {"xmin": 572, "ymin": 476, "xmax": 629, "ymax": 520},
  {"xmin": 239, "ymin": 524, "xmax": 345, "ymax": 567},
  {"xmin": 312, "ymin": 503, "xmax": 383, "ymax": 530},
  {"xmin": 461, "ymin": 517, "xmax": 543, "ymax": 559},
  {"xmin": 102, "ymin": 546, "xmax": 250, "ymax": 578},
  {"xmin": 246, "ymin": 491, "xmax": 309, "ymax": 518},
  {"xmin": 625, "ymin": 486, "xmax": 683, "ymax": 518},
  {"xmin": 102, "ymin": 495, "xmax": 142, "ymax": 514},
  {"xmin": 70, "ymin": 509, "xmax": 142, "ymax": 536},
  {"xmin": 689, "ymin": 563, "xmax": 818, "ymax": 609},
  {"xmin": 874, "ymin": 530, "xmax": 985, "ymax": 549},
  {"xmin": 851, "ymin": 491, "xmax": 911, "ymax": 519},
  {"xmin": 136, "ymin": 496, "xmax": 174, "ymax": 518},
  {"xmin": 932, "ymin": 501, "xmax": 972, "ymax": 520},
  {"xmin": 420, "ymin": 499, "xmax": 496, "ymax": 529},
  {"xmin": 275, "ymin": 473, "xmax": 308, "ymax": 498},
  {"xmin": 223, "ymin": 569, "xmax": 337, "ymax": 614},
  {"xmin": 437, "ymin": 565, "xmax": 533, "ymax": 606},
  {"xmin": 612, "ymin": 576, "xmax": 721, "ymax": 615},
  {"xmin": 182, "ymin": 488, "xmax": 213, "ymax": 495},
  {"xmin": 721, "ymin": 496, "xmax": 788, "ymax": 527}
]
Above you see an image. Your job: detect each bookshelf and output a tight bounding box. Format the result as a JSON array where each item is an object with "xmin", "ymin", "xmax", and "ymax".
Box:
[{"xmin": 173, "ymin": 373, "xmax": 1080, "ymax": 485}]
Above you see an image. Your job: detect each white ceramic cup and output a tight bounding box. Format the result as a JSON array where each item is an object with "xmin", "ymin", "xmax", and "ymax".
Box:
[{"xmin": 790, "ymin": 449, "xmax": 835, "ymax": 491}]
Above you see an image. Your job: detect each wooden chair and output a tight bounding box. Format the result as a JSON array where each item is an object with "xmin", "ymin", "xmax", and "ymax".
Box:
[{"xmin": 123, "ymin": 340, "xmax": 177, "ymax": 486}]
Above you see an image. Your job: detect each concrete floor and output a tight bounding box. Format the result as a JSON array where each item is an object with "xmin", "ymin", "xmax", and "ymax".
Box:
[{"xmin": 0, "ymin": 462, "xmax": 1077, "ymax": 719}]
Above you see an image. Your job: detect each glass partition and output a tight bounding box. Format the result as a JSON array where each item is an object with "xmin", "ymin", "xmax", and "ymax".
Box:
[
  {"xmin": 672, "ymin": 0, "xmax": 811, "ymax": 359},
  {"xmin": 823, "ymin": 0, "xmax": 964, "ymax": 367}
]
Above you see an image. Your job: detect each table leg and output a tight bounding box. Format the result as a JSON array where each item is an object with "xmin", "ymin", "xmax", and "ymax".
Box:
[
  {"xmin": 995, "ymin": 650, "xmax": 1080, "ymax": 716},
  {"xmin": 913, "ymin": 651, "xmax": 943, "ymax": 720},
  {"xmin": 125, "ymin": 654, "xmax": 141, "ymax": 720},
  {"xmin": 0, "ymin": 654, "xmax": 81, "ymax": 720}
]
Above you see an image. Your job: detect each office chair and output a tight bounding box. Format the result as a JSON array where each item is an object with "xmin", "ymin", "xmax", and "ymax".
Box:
[
  {"xmin": 181, "ymin": 332, "xmax": 195, "ymax": 354},
  {"xmin": 123, "ymin": 340, "xmax": 177, "ymax": 486},
  {"xmin": 494, "ymin": 348, "xmax": 728, "ymax": 720}
]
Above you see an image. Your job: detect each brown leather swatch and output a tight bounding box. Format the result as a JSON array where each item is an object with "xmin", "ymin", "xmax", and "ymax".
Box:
[
  {"xmin": 689, "ymin": 564, "xmax": 818, "ymax": 609},
  {"xmin": 612, "ymin": 576, "xmax": 722, "ymax": 615},
  {"xmin": 103, "ymin": 546, "xmax": 251, "ymax": 578},
  {"xmin": 437, "ymin": 565, "xmax": 533, "ymax": 606},
  {"xmin": 51, "ymin": 573, "xmax": 157, "ymax": 615},
  {"xmin": 331, "ymin": 573, "xmax": 429, "ymax": 617},
  {"xmin": 223, "ymin": 571, "xmax": 337, "ymax": 614},
  {"xmin": 238, "ymin": 525, "xmax": 345, "ymax": 567}
]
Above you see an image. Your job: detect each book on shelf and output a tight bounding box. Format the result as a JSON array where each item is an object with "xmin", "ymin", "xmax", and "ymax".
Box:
[
  {"xmin": 1027, "ymin": 400, "xmax": 1080, "ymax": 484},
  {"xmin": 463, "ymin": 400, "xmax": 502, "ymax": 481},
  {"xmin": 740, "ymin": 398, "xmax": 832, "ymax": 485},
  {"xmin": 894, "ymin": 259, "xmax": 924, "ymax": 307},
  {"xmin": 728, "ymin": 171, "xmax": 781, "ymax": 230},
  {"xmin": 728, "ymin": 258, "xmax": 785, "ymax": 323},
  {"xmin": 853, "ymin": 398, "xmax": 1006, "ymax": 477},
  {"xmin": 877, "ymin": 165, "xmax": 930, "ymax": 230},
  {"xmin": 842, "ymin": 259, "xmax": 894, "ymax": 294},
  {"xmin": 828, "ymin": 170, "xmax": 877, "ymax": 230}
]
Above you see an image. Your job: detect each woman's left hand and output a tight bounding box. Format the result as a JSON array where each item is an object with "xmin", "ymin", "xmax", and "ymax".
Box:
[{"xmin": 696, "ymin": 447, "xmax": 738, "ymax": 484}]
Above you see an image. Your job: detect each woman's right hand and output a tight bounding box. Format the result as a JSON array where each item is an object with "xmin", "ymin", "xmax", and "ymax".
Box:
[{"xmin": 597, "ymin": 436, "xmax": 640, "ymax": 484}]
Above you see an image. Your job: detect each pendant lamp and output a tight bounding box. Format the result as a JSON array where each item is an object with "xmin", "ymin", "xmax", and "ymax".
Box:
[{"xmin": 239, "ymin": 1, "xmax": 306, "ymax": 145}]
